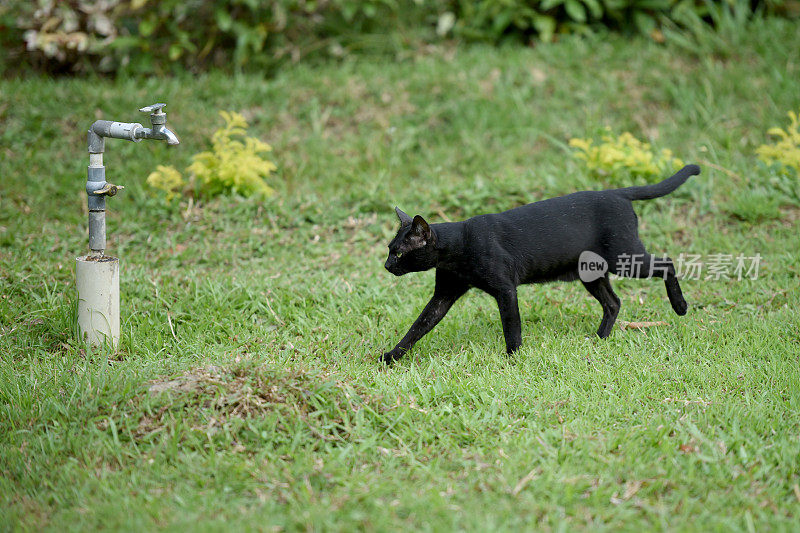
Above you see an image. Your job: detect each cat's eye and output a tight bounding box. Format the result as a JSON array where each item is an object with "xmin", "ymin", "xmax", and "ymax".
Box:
[{"xmin": 394, "ymin": 251, "xmax": 403, "ymax": 259}]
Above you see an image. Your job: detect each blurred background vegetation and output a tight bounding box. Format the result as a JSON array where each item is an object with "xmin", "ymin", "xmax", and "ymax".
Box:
[{"xmin": 2, "ymin": 0, "xmax": 798, "ymax": 76}]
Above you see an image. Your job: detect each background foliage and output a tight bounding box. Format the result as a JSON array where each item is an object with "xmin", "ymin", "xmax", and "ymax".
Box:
[{"xmin": 3, "ymin": 0, "xmax": 798, "ymax": 75}]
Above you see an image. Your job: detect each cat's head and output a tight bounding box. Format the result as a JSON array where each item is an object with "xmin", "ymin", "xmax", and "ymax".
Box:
[{"xmin": 384, "ymin": 207, "xmax": 437, "ymax": 276}]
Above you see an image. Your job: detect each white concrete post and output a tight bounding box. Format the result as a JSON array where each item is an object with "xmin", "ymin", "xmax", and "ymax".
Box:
[{"xmin": 76, "ymin": 256, "xmax": 120, "ymax": 349}]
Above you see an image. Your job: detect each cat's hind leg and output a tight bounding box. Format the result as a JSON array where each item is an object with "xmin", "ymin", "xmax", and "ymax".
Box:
[
  {"xmin": 604, "ymin": 237, "xmax": 688, "ymax": 316},
  {"xmin": 581, "ymin": 275, "xmax": 621, "ymax": 338},
  {"xmin": 493, "ymin": 287, "xmax": 522, "ymax": 354},
  {"xmin": 625, "ymin": 253, "xmax": 687, "ymax": 316}
]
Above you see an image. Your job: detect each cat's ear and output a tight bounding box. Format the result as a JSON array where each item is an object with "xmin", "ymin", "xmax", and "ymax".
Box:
[
  {"xmin": 395, "ymin": 206, "xmax": 412, "ymax": 226},
  {"xmin": 411, "ymin": 215, "xmax": 432, "ymax": 242}
]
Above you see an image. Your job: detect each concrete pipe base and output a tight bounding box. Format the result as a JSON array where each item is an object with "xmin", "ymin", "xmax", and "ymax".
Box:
[{"xmin": 76, "ymin": 255, "xmax": 120, "ymax": 349}]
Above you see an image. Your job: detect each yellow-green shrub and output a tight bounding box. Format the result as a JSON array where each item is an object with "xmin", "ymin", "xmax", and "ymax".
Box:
[
  {"xmin": 756, "ymin": 109, "xmax": 800, "ymax": 173},
  {"xmin": 146, "ymin": 164, "xmax": 186, "ymax": 203},
  {"xmin": 569, "ymin": 131, "xmax": 684, "ymax": 185},
  {"xmin": 146, "ymin": 111, "xmax": 276, "ymax": 202},
  {"xmin": 189, "ymin": 111, "xmax": 277, "ymax": 198}
]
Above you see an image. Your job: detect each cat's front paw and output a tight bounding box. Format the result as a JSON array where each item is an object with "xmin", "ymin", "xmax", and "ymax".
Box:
[{"xmin": 380, "ymin": 349, "xmax": 403, "ymax": 365}]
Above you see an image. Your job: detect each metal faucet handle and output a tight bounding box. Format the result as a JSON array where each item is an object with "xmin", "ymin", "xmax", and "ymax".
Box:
[
  {"xmin": 94, "ymin": 182, "xmax": 125, "ymax": 197},
  {"xmin": 139, "ymin": 103, "xmax": 166, "ymax": 114}
]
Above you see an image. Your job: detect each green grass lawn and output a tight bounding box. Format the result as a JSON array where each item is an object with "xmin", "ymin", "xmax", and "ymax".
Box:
[{"xmin": 2, "ymin": 17, "xmax": 800, "ymax": 531}]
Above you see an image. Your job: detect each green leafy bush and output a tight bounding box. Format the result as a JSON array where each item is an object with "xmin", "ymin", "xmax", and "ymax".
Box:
[
  {"xmin": 449, "ymin": 0, "xmax": 667, "ymax": 43},
  {"xmin": 3, "ymin": 0, "xmax": 431, "ymax": 74},
  {"xmin": 446, "ymin": 0, "xmax": 797, "ymax": 43},
  {"xmin": 2, "ymin": 0, "xmax": 797, "ymax": 74}
]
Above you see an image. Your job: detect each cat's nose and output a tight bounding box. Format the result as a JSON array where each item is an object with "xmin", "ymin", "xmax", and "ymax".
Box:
[{"xmin": 384, "ymin": 259, "xmax": 399, "ymax": 274}]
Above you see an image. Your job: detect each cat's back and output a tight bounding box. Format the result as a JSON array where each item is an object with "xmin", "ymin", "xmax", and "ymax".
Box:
[
  {"xmin": 460, "ymin": 189, "xmax": 635, "ymax": 260},
  {"xmin": 468, "ymin": 189, "xmax": 620, "ymax": 226}
]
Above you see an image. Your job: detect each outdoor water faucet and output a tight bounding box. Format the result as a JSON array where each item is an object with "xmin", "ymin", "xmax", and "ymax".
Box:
[
  {"xmin": 78, "ymin": 103, "xmax": 180, "ymax": 349},
  {"xmin": 135, "ymin": 103, "xmax": 180, "ymax": 145},
  {"xmin": 85, "ymin": 103, "xmax": 180, "ymax": 256}
]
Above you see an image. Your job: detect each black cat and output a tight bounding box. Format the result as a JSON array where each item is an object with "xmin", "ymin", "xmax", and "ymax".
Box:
[{"xmin": 382, "ymin": 164, "xmax": 700, "ymax": 364}]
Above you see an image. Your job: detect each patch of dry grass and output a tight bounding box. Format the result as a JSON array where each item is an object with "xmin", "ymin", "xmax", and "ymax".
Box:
[{"xmin": 133, "ymin": 364, "xmax": 388, "ymax": 446}]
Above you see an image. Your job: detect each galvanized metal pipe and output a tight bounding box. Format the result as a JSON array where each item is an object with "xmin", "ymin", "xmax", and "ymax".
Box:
[{"xmin": 86, "ymin": 152, "xmax": 106, "ymax": 255}]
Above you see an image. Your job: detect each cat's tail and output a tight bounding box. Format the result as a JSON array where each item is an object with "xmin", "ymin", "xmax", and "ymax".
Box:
[{"xmin": 614, "ymin": 164, "xmax": 700, "ymax": 201}]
